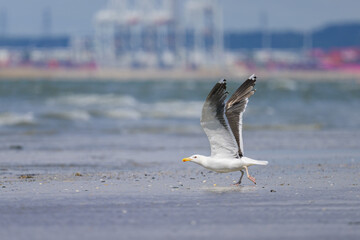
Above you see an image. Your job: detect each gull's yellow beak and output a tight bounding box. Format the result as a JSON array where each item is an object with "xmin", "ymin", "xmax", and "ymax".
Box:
[{"xmin": 182, "ymin": 158, "xmax": 191, "ymax": 162}]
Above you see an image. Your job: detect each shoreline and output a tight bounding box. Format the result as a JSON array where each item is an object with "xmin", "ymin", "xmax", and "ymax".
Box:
[{"xmin": 1, "ymin": 67, "xmax": 360, "ymax": 82}]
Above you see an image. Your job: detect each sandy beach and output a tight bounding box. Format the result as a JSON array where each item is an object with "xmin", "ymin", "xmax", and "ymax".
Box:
[
  {"xmin": 1, "ymin": 129, "xmax": 360, "ymax": 240},
  {"xmin": 1, "ymin": 67, "xmax": 360, "ymax": 82}
]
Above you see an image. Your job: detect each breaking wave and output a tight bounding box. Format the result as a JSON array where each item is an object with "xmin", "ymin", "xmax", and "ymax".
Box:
[
  {"xmin": 47, "ymin": 94, "xmax": 138, "ymax": 108},
  {"xmin": 42, "ymin": 110, "xmax": 91, "ymax": 121},
  {"xmin": 0, "ymin": 112, "xmax": 36, "ymax": 126},
  {"xmin": 1, "ymin": 80, "xmax": 359, "ymax": 133},
  {"xmin": 145, "ymin": 101, "xmax": 202, "ymax": 119},
  {"xmin": 101, "ymin": 109, "xmax": 142, "ymax": 120},
  {"xmin": 47, "ymin": 93, "xmax": 203, "ymax": 119}
]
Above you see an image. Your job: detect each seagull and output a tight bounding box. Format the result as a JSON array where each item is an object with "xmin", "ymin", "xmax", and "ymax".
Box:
[{"xmin": 182, "ymin": 74, "xmax": 268, "ymax": 185}]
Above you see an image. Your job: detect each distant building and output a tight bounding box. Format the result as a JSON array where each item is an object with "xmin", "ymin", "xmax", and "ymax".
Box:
[
  {"xmin": 0, "ymin": 36, "xmax": 96, "ymax": 69},
  {"xmin": 0, "ymin": 36, "xmax": 69, "ymax": 49},
  {"xmin": 184, "ymin": 0, "xmax": 223, "ymax": 68},
  {"xmin": 94, "ymin": 0, "xmax": 223, "ymax": 69}
]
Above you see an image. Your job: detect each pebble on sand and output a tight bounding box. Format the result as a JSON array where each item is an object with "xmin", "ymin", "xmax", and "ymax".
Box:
[
  {"xmin": 19, "ymin": 174, "xmax": 36, "ymax": 179},
  {"xmin": 9, "ymin": 145, "xmax": 23, "ymax": 150}
]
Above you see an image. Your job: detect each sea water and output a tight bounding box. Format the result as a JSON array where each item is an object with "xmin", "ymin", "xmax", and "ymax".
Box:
[{"xmin": 0, "ymin": 78, "xmax": 359, "ymax": 135}]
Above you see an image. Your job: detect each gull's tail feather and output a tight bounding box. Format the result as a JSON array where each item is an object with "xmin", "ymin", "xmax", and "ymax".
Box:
[
  {"xmin": 242, "ymin": 157, "xmax": 268, "ymax": 166},
  {"xmin": 254, "ymin": 160, "xmax": 268, "ymax": 166}
]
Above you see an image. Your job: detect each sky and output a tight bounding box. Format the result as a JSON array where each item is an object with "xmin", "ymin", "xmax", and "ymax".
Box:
[{"xmin": 0, "ymin": 0, "xmax": 359, "ymax": 36}]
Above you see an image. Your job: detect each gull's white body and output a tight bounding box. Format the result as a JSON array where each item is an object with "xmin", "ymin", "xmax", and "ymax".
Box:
[
  {"xmin": 182, "ymin": 75, "xmax": 268, "ymax": 184},
  {"xmin": 187, "ymin": 155, "xmax": 268, "ymax": 173}
]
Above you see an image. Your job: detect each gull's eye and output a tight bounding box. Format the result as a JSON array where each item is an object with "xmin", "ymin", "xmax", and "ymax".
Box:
[{"xmin": 194, "ymin": 156, "xmax": 197, "ymax": 158}]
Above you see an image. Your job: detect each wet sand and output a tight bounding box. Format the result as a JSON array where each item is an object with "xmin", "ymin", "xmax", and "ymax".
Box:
[{"xmin": 1, "ymin": 130, "xmax": 360, "ymax": 239}]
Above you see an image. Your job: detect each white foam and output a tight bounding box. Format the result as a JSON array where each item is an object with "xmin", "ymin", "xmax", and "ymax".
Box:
[
  {"xmin": 48, "ymin": 94, "xmax": 204, "ymax": 120},
  {"xmin": 48, "ymin": 94, "xmax": 138, "ymax": 108},
  {"xmin": 103, "ymin": 109, "xmax": 141, "ymax": 120},
  {"xmin": 146, "ymin": 101, "xmax": 203, "ymax": 118},
  {"xmin": 42, "ymin": 110, "xmax": 91, "ymax": 121},
  {"xmin": 0, "ymin": 112, "xmax": 35, "ymax": 126}
]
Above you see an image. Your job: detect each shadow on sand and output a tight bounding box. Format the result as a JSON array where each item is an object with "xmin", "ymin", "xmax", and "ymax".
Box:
[{"xmin": 201, "ymin": 185, "xmax": 257, "ymax": 194}]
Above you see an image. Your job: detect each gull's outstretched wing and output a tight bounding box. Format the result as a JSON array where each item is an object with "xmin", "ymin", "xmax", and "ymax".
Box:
[
  {"xmin": 225, "ymin": 74, "xmax": 256, "ymax": 157},
  {"xmin": 200, "ymin": 79, "xmax": 239, "ymax": 158}
]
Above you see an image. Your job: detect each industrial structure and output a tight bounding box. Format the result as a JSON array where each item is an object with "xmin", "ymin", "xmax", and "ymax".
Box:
[
  {"xmin": 0, "ymin": 2, "xmax": 358, "ymax": 72},
  {"xmin": 94, "ymin": 0, "xmax": 223, "ymax": 68}
]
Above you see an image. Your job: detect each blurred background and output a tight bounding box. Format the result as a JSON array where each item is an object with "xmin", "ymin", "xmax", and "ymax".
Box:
[
  {"xmin": 0, "ymin": 0, "xmax": 360, "ymax": 139},
  {"xmin": 0, "ymin": 0, "xmax": 359, "ymax": 72}
]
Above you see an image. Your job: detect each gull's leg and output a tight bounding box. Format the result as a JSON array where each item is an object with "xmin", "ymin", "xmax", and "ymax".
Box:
[
  {"xmin": 244, "ymin": 166, "xmax": 256, "ymax": 184},
  {"xmin": 235, "ymin": 170, "xmax": 245, "ymax": 185}
]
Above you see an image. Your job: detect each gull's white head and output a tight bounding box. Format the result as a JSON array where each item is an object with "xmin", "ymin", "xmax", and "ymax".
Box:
[{"xmin": 182, "ymin": 154, "xmax": 207, "ymax": 165}]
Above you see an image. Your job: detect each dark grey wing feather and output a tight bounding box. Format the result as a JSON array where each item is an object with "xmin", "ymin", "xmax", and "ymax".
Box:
[
  {"xmin": 201, "ymin": 79, "xmax": 239, "ymax": 158},
  {"xmin": 225, "ymin": 74, "xmax": 256, "ymax": 157}
]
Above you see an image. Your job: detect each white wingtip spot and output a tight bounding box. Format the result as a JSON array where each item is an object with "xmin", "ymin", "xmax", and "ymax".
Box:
[
  {"xmin": 218, "ymin": 78, "xmax": 226, "ymax": 83},
  {"xmin": 249, "ymin": 74, "xmax": 256, "ymax": 80}
]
